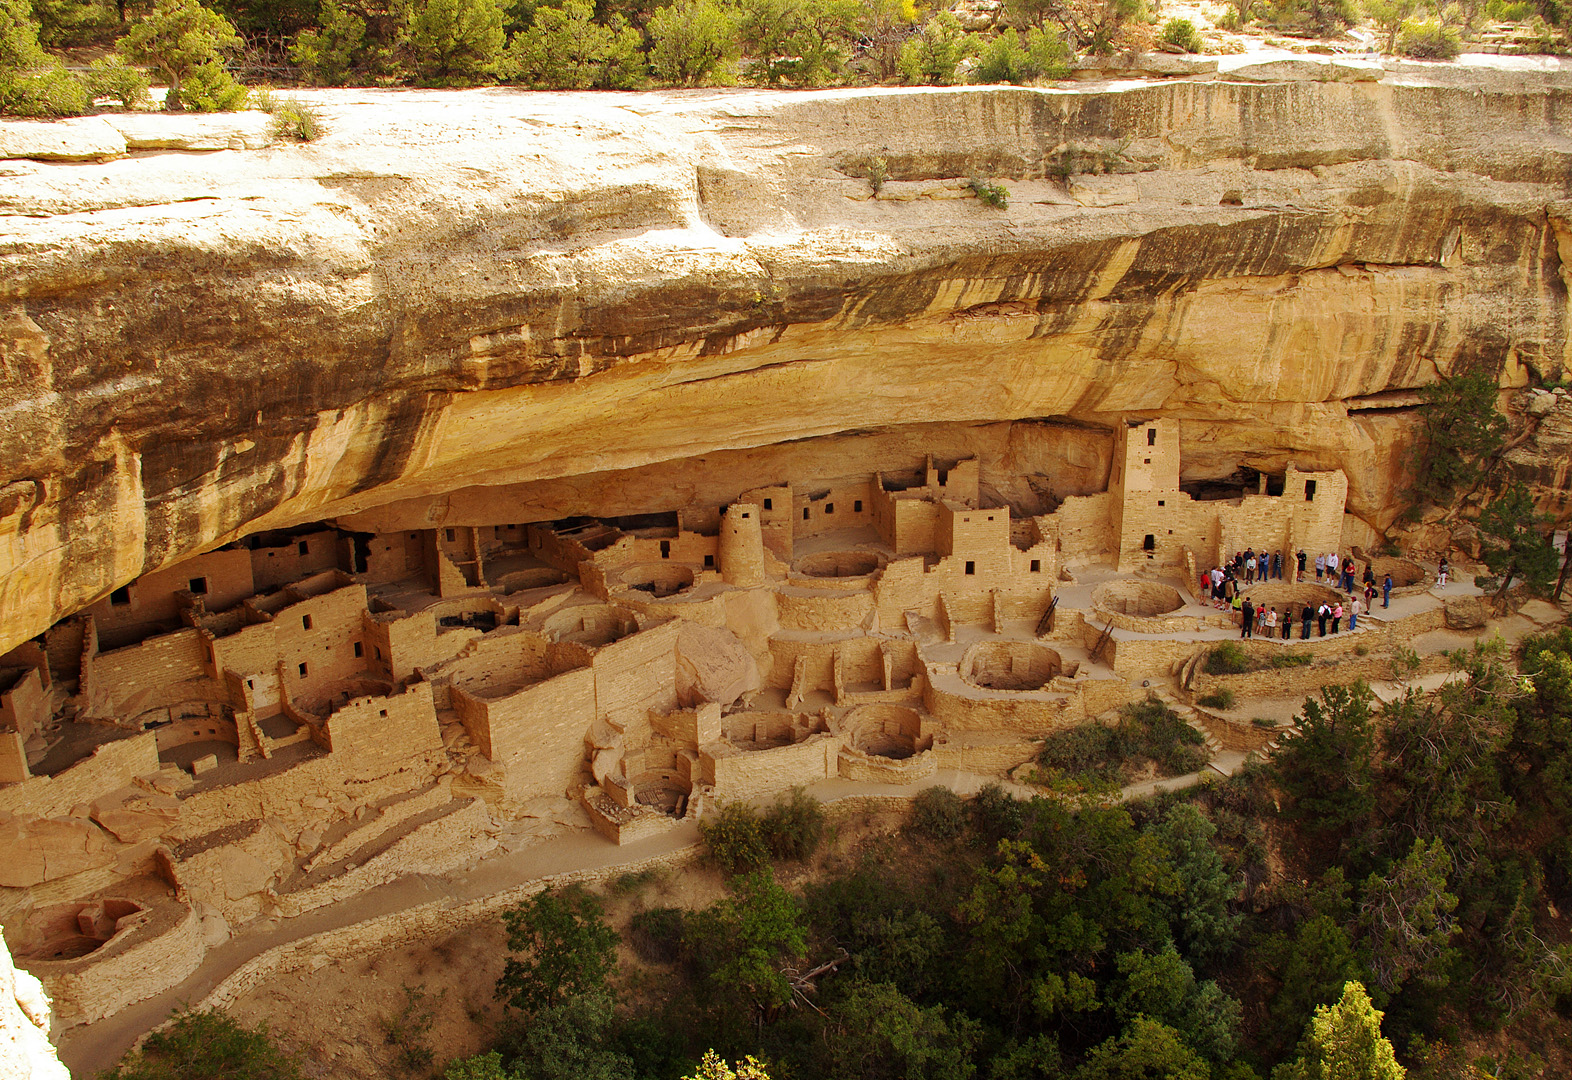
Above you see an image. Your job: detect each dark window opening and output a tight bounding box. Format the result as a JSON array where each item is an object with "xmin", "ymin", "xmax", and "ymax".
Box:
[
  {"xmin": 763, "ymin": 498, "xmax": 772, "ymax": 510},
  {"xmin": 374, "ymin": 646, "xmax": 383, "ymax": 660},
  {"xmin": 246, "ymin": 678, "xmax": 254, "ymax": 689},
  {"xmin": 660, "ymin": 540, "xmax": 671, "ymax": 559},
  {"xmin": 937, "ymin": 470, "xmax": 948, "ymax": 486},
  {"xmin": 379, "ymin": 709, "xmax": 388, "ymax": 718},
  {"xmin": 188, "ymin": 576, "xmax": 208, "ymax": 595},
  {"xmin": 803, "ymin": 508, "xmax": 810, "ymax": 521},
  {"xmin": 825, "ymin": 503, "xmax": 834, "ymax": 514},
  {"xmin": 302, "ymin": 615, "xmax": 313, "ymax": 630},
  {"xmin": 740, "ymin": 512, "xmax": 749, "ymax": 519},
  {"xmin": 110, "ymin": 585, "xmax": 131, "ymax": 606},
  {"xmin": 353, "ymin": 641, "xmax": 363, "ymax": 657},
  {"xmin": 965, "ymin": 561, "xmax": 975, "ymax": 575},
  {"xmin": 445, "ymin": 528, "xmax": 456, "ymax": 543},
  {"xmin": 1030, "ymin": 560, "xmax": 1041, "ymax": 572},
  {"xmin": 1148, "ymin": 428, "xmax": 1157, "ymax": 445},
  {"xmin": 1305, "ymin": 480, "xmax": 1317, "ymax": 501},
  {"xmin": 1158, "ymin": 500, "xmax": 1165, "ymax": 507},
  {"xmin": 704, "ymin": 554, "xmax": 714, "ymax": 568},
  {"xmin": 853, "ymin": 500, "xmax": 862, "ymax": 513},
  {"xmin": 298, "ymin": 540, "xmax": 309, "ymax": 555},
  {"xmin": 1144, "ymin": 458, "xmax": 1151, "ymax": 465},
  {"xmin": 298, "ymin": 662, "xmax": 309, "ymax": 678},
  {"xmin": 1143, "ymin": 534, "xmax": 1156, "ymax": 551}
]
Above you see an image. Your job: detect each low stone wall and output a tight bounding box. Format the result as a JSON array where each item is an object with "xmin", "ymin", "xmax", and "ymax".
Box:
[
  {"xmin": 1191, "ymin": 650, "xmax": 1454, "ymax": 703},
  {"xmin": 837, "ymin": 746, "xmax": 937, "ymax": 784}
]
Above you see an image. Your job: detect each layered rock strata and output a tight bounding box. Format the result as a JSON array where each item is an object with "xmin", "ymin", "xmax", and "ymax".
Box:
[{"xmin": 1, "ymin": 72, "xmax": 1569, "ymax": 654}]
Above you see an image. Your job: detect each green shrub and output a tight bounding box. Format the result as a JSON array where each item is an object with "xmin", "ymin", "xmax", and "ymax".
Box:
[
  {"xmin": 103, "ymin": 1007, "xmax": 303, "ymax": 1080},
  {"xmin": 1269, "ymin": 652, "xmax": 1313, "ymax": 668},
  {"xmin": 628, "ymin": 906, "xmax": 686, "ymax": 964},
  {"xmin": 760, "ymin": 786, "xmax": 825, "ymax": 862},
  {"xmin": 1038, "ymin": 722, "xmax": 1123, "ymax": 776},
  {"xmin": 699, "ymin": 800, "xmax": 769, "ymax": 875},
  {"xmin": 648, "ymin": 0, "xmax": 737, "ymax": 86},
  {"xmin": 1354, "ymin": 644, "xmax": 1369, "ymax": 656},
  {"xmin": 1, "ymin": 0, "xmax": 89, "ymax": 118},
  {"xmin": 1474, "ymin": 574, "xmax": 1499, "ymax": 591},
  {"xmin": 1251, "ymin": 716, "xmax": 1277, "ymax": 728},
  {"xmin": 179, "ymin": 59, "xmax": 247, "ymax": 111},
  {"xmin": 86, "ymin": 56, "xmax": 151, "ymax": 109},
  {"xmin": 897, "ymin": 11, "xmax": 975, "ymax": 85},
  {"xmin": 1198, "ymin": 689, "xmax": 1236, "ymax": 710},
  {"xmin": 1204, "ymin": 642, "xmax": 1250, "ymax": 675},
  {"xmin": 1397, "ymin": 17, "xmax": 1462, "ymax": 57},
  {"xmin": 971, "ymin": 25, "xmax": 1070, "ymax": 84},
  {"xmin": 909, "ymin": 785, "xmax": 967, "ymax": 838},
  {"xmin": 265, "ymin": 95, "xmax": 326, "ymax": 141},
  {"xmin": 969, "ymin": 781, "xmax": 1026, "ymax": 838},
  {"xmin": 289, "ymin": 0, "xmax": 365, "ymax": 85},
  {"xmin": 407, "ymin": 0, "xmax": 507, "ymax": 85},
  {"xmin": 968, "ymin": 176, "xmax": 1009, "ymax": 208},
  {"xmin": 1, "ymin": 66, "xmax": 88, "ymax": 116},
  {"xmin": 1159, "ymin": 17, "xmax": 1204, "ymax": 51},
  {"xmin": 1121, "ymin": 698, "xmax": 1209, "ymax": 776},
  {"xmin": 1258, "ymin": 0, "xmax": 1357, "ymax": 34}
]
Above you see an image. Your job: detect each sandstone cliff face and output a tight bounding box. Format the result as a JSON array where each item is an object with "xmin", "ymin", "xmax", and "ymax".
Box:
[{"xmin": 1, "ymin": 75, "xmax": 1569, "ymax": 654}]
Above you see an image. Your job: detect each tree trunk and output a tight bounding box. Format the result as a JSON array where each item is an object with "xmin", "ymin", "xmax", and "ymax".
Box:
[
  {"xmin": 165, "ymin": 71, "xmax": 184, "ymax": 112},
  {"xmin": 1555, "ymin": 538, "xmax": 1572, "ymax": 602},
  {"xmin": 1494, "ymin": 562, "xmax": 1516, "ymax": 604}
]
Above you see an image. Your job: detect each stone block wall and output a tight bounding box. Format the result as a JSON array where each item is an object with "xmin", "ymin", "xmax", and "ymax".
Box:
[
  {"xmin": 0, "ymin": 667, "xmax": 47, "ymax": 740},
  {"xmin": 324, "ymin": 682, "xmax": 442, "ymax": 780},
  {"xmin": 0, "ymin": 732, "xmax": 158, "ymax": 818},
  {"xmin": 701, "ymin": 733, "xmax": 838, "ymax": 800},
  {"xmin": 250, "ymin": 531, "xmax": 340, "ymax": 592}
]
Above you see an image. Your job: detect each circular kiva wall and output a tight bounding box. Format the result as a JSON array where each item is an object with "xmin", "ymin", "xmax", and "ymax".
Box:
[
  {"xmin": 1090, "ymin": 580, "xmax": 1185, "ymax": 618},
  {"xmin": 842, "ymin": 704, "xmax": 925, "ymax": 760},
  {"xmin": 16, "ymin": 898, "xmax": 146, "ymax": 963},
  {"xmin": 961, "ymin": 641, "xmax": 1062, "ymax": 691},
  {"xmin": 795, "ymin": 550, "xmax": 884, "ymax": 578},
  {"xmin": 621, "ymin": 564, "xmax": 695, "ymax": 598},
  {"xmin": 1234, "ymin": 582, "xmax": 1346, "ymax": 613}
]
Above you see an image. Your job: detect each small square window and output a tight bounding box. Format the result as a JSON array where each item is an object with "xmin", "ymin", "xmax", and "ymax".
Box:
[
  {"xmin": 1305, "ymin": 480, "xmax": 1317, "ymax": 502},
  {"xmin": 763, "ymin": 498, "xmax": 773, "ymax": 510},
  {"xmin": 704, "ymin": 554, "xmax": 714, "ymax": 567},
  {"xmin": 298, "ymin": 662, "xmax": 309, "ymax": 678},
  {"xmin": 298, "ymin": 540, "xmax": 309, "ymax": 555},
  {"xmin": 246, "ymin": 678, "xmax": 254, "ymax": 689},
  {"xmin": 1158, "ymin": 500, "xmax": 1165, "ymax": 506},
  {"xmin": 854, "ymin": 500, "xmax": 862, "ymax": 513},
  {"xmin": 987, "ymin": 515, "xmax": 994, "ymax": 521},
  {"xmin": 965, "ymin": 561, "xmax": 975, "ymax": 575},
  {"xmin": 110, "ymin": 585, "xmax": 131, "ymax": 606},
  {"xmin": 660, "ymin": 540, "xmax": 671, "ymax": 559},
  {"xmin": 445, "ymin": 528, "xmax": 456, "ymax": 542},
  {"xmin": 302, "ymin": 614, "xmax": 313, "ymax": 630},
  {"xmin": 803, "ymin": 508, "xmax": 810, "ymax": 521},
  {"xmin": 740, "ymin": 512, "xmax": 749, "ymax": 519},
  {"xmin": 379, "ymin": 709, "xmax": 388, "ymax": 718},
  {"xmin": 825, "ymin": 503, "xmax": 834, "ymax": 514},
  {"xmin": 1030, "ymin": 560, "xmax": 1041, "ymax": 572},
  {"xmin": 353, "ymin": 641, "xmax": 363, "ymax": 657},
  {"xmin": 1144, "ymin": 458, "xmax": 1151, "ymax": 465},
  {"xmin": 1147, "ymin": 428, "xmax": 1157, "ymax": 446},
  {"xmin": 188, "ymin": 576, "xmax": 208, "ymax": 595}
]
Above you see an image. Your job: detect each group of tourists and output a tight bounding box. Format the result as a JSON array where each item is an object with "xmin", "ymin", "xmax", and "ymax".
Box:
[{"xmin": 1203, "ymin": 547, "xmax": 1399, "ymax": 642}]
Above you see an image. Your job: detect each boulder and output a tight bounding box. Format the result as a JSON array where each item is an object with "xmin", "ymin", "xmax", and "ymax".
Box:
[
  {"xmin": 104, "ymin": 112, "xmax": 272, "ymax": 152},
  {"xmin": 0, "ymin": 814, "xmax": 115, "ymax": 887},
  {"xmin": 1224, "ymin": 57, "xmax": 1383, "ymax": 82},
  {"xmin": 1443, "ymin": 595, "xmax": 1488, "ymax": 629},
  {"xmin": 0, "ymin": 116, "xmax": 125, "ymax": 161},
  {"xmin": 676, "ymin": 624, "xmax": 761, "ymax": 708}
]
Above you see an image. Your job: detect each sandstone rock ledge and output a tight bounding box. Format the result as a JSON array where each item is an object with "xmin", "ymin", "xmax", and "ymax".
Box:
[{"xmin": 0, "ymin": 71, "xmax": 1569, "ymax": 655}]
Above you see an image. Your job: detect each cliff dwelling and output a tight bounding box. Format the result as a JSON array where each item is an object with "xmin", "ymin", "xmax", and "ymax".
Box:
[
  {"xmin": 0, "ymin": 412, "xmax": 1470, "ymax": 1030},
  {"xmin": 1, "ymin": 63, "xmax": 1570, "ymax": 1074}
]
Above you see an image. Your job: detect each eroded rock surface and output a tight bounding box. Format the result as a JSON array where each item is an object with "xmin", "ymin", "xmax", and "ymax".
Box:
[{"xmin": 1, "ymin": 76, "xmax": 1570, "ymax": 654}]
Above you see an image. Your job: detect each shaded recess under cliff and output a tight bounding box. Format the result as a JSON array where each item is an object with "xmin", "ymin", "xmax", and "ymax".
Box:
[{"xmin": 0, "ymin": 74, "xmax": 1569, "ymax": 653}]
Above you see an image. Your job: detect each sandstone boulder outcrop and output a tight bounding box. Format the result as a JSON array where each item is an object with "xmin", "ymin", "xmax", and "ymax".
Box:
[{"xmin": 0, "ymin": 929, "xmax": 69, "ymax": 1080}]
